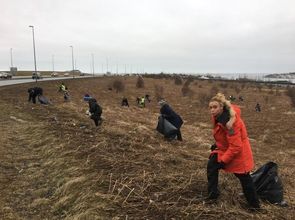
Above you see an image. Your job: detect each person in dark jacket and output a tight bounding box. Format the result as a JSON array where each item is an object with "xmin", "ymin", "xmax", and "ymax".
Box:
[
  {"xmin": 158, "ymin": 100, "xmax": 183, "ymax": 141},
  {"xmin": 255, "ymin": 103, "xmax": 261, "ymax": 112},
  {"xmin": 145, "ymin": 94, "xmax": 151, "ymax": 103},
  {"xmin": 28, "ymin": 87, "xmax": 43, "ymax": 104},
  {"xmin": 89, "ymin": 98, "xmax": 102, "ymax": 126},
  {"xmin": 121, "ymin": 97, "xmax": 129, "ymax": 107}
]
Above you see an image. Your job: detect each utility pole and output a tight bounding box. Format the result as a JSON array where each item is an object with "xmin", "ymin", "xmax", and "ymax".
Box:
[
  {"xmin": 52, "ymin": 55, "xmax": 55, "ymax": 72},
  {"xmin": 29, "ymin": 25, "xmax": 38, "ymax": 82},
  {"xmin": 10, "ymin": 48, "xmax": 13, "ymax": 67},
  {"xmin": 70, "ymin": 45, "xmax": 74, "ymax": 78},
  {"xmin": 92, "ymin": 53, "xmax": 95, "ymax": 77},
  {"xmin": 106, "ymin": 57, "xmax": 109, "ymax": 73}
]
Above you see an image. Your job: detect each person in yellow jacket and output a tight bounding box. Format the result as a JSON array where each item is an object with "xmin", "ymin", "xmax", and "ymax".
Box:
[{"xmin": 138, "ymin": 96, "xmax": 145, "ymax": 108}]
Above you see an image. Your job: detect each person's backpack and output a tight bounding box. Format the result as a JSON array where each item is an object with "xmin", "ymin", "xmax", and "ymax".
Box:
[
  {"xmin": 251, "ymin": 162, "xmax": 287, "ymax": 206},
  {"xmin": 156, "ymin": 115, "xmax": 177, "ymax": 137}
]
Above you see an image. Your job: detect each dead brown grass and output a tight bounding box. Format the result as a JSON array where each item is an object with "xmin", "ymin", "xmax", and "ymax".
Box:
[{"xmin": 0, "ymin": 76, "xmax": 294, "ymax": 219}]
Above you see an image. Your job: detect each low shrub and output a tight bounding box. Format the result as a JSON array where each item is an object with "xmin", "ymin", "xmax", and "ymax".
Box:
[
  {"xmin": 136, "ymin": 76, "xmax": 145, "ymax": 88},
  {"xmin": 174, "ymin": 75, "xmax": 183, "ymax": 85},
  {"xmin": 286, "ymin": 86, "xmax": 295, "ymax": 107},
  {"xmin": 113, "ymin": 80, "xmax": 125, "ymax": 93},
  {"xmin": 154, "ymin": 85, "xmax": 164, "ymax": 101}
]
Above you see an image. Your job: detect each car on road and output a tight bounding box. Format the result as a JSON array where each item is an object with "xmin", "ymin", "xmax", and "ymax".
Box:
[
  {"xmin": 32, "ymin": 72, "xmax": 42, "ymax": 79},
  {"xmin": 63, "ymin": 72, "xmax": 70, "ymax": 77},
  {"xmin": 0, "ymin": 72, "xmax": 12, "ymax": 79},
  {"xmin": 51, "ymin": 72, "xmax": 58, "ymax": 77}
]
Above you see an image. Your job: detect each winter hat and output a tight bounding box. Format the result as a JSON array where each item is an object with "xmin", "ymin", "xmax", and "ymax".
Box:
[{"xmin": 158, "ymin": 99, "xmax": 167, "ymax": 106}]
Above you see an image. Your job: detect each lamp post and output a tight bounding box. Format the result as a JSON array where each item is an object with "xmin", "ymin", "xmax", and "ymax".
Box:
[
  {"xmin": 70, "ymin": 45, "xmax": 74, "ymax": 78},
  {"xmin": 10, "ymin": 48, "xmax": 14, "ymax": 75},
  {"xmin": 29, "ymin": 25, "xmax": 37, "ymax": 82},
  {"xmin": 91, "ymin": 53, "xmax": 95, "ymax": 77},
  {"xmin": 106, "ymin": 57, "xmax": 109, "ymax": 74},
  {"xmin": 10, "ymin": 48, "xmax": 13, "ymax": 67},
  {"xmin": 52, "ymin": 55, "xmax": 55, "ymax": 72}
]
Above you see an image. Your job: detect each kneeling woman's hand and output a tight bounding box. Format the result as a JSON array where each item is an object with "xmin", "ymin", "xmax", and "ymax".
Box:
[{"xmin": 217, "ymin": 161, "xmax": 225, "ymax": 169}]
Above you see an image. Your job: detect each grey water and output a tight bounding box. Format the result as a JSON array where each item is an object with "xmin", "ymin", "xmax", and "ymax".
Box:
[{"xmin": 212, "ymin": 73, "xmax": 295, "ymax": 84}]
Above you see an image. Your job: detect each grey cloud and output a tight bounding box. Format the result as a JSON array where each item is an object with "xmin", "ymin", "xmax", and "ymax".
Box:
[{"xmin": 0, "ymin": 0, "xmax": 295, "ymax": 73}]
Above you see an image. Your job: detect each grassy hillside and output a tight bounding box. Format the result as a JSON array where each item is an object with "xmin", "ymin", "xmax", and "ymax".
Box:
[{"xmin": 0, "ymin": 76, "xmax": 294, "ymax": 219}]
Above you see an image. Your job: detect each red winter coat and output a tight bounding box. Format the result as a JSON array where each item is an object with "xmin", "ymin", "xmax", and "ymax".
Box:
[{"xmin": 211, "ymin": 105, "xmax": 254, "ymax": 173}]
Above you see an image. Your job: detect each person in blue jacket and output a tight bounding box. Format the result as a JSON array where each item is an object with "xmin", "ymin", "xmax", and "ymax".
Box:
[{"xmin": 158, "ymin": 99, "xmax": 183, "ymax": 141}]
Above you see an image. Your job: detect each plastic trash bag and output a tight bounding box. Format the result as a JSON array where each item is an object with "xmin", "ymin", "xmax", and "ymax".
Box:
[
  {"xmin": 251, "ymin": 161, "xmax": 287, "ymax": 206},
  {"xmin": 38, "ymin": 95, "xmax": 50, "ymax": 104},
  {"xmin": 156, "ymin": 115, "xmax": 177, "ymax": 138}
]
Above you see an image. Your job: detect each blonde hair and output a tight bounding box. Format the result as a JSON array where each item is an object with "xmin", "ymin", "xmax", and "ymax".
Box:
[
  {"xmin": 210, "ymin": 93, "xmax": 231, "ymax": 110},
  {"xmin": 210, "ymin": 93, "xmax": 236, "ymax": 129},
  {"xmin": 210, "ymin": 93, "xmax": 236, "ymax": 118}
]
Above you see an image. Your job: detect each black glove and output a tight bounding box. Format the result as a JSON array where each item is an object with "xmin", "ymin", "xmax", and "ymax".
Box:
[
  {"xmin": 161, "ymin": 114, "xmax": 168, "ymax": 119},
  {"xmin": 210, "ymin": 144, "xmax": 217, "ymax": 151},
  {"xmin": 217, "ymin": 161, "xmax": 225, "ymax": 169}
]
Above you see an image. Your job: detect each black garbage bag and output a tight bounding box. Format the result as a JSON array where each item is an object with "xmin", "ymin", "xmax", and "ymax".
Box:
[
  {"xmin": 251, "ymin": 162, "xmax": 286, "ymax": 206},
  {"xmin": 156, "ymin": 115, "xmax": 177, "ymax": 138}
]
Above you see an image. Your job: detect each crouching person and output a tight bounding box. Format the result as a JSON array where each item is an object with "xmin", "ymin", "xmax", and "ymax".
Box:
[
  {"xmin": 207, "ymin": 93, "xmax": 260, "ymax": 210},
  {"xmin": 28, "ymin": 87, "xmax": 43, "ymax": 104},
  {"xmin": 121, "ymin": 97, "xmax": 129, "ymax": 107},
  {"xmin": 89, "ymin": 98, "xmax": 102, "ymax": 126},
  {"xmin": 158, "ymin": 99, "xmax": 183, "ymax": 141}
]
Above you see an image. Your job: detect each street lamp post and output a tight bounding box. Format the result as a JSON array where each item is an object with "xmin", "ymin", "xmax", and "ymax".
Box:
[
  {"xmin": 29, "ymin": 25, "xmax": 38, "ymax": 82},
  {"xmin": 70, "ymin": 45, "xmax": 74, "ymax": 78},
  {"xmin": 10, "ymin": 48, "xmax": 14, "ymax": 75},
  {"xmin": 10, "ymin": 48, "xmax": 13, "ymax": 67},
  {"xmin": 52, "ymin": 55, "xmax": 55, "ymax": 72},
  {"xmin": 91, "ymin": 53, "xmax": 95, "ymax": 77},
  {"xmin": 106, "ymin": 57, "xmax": 109, "ymax": 74}
]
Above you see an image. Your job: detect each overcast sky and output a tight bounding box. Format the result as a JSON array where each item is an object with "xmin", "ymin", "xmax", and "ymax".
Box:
[{"xmin": 1, "ymin": 0, "xmax": 295, "ymax": 74}]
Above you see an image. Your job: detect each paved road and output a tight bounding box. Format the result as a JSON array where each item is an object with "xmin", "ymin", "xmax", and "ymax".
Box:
[{"xmin": 0, "ymin": 76, "xmax": 93, "ymax": 87}]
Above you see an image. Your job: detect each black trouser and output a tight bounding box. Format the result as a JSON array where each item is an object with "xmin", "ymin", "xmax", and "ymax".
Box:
[
  {"xmin": 28, "ymin": 94, "xmax": 37, "ymax": 104},
  {"xmin": 28, "ymin": 94, "xmax": 33, "ymax": 102},
  {"xmin": 91, "ymin": 115, "xmax": 102, "ymax": 127},
  {"xmin": 207, "ymin": 154, "xmax": 260, "ymax": 208}
]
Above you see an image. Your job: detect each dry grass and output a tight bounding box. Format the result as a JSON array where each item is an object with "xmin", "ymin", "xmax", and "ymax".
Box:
[{"xmin": 0, "ymin": 76, "xmax": 294, "ymax": 219}]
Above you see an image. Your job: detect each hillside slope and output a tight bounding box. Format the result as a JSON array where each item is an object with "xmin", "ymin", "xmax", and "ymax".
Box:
[{"xmin": 0, "ymin": 76, "xmax": 294, "ymax": 219}]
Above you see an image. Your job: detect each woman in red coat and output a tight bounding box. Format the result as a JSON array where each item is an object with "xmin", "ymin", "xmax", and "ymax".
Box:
[{"xmin": 207, "ymin": 93, "xmax": 260, "ymax": 209}]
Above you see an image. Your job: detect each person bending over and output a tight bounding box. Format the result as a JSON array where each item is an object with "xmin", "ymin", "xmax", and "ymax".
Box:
[
  {"xmin": 158, "ymin": 99, "xmax": 183, "ymax": 141},
  {"xmin": 89, "ymin": 98, "xmax": 102, "ymax": 126}
]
